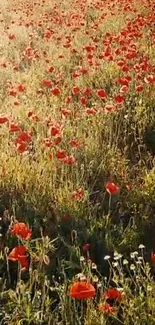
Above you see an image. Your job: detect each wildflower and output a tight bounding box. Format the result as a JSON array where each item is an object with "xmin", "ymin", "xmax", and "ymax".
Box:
[
  {"xmin": 106, "ymin": 182, "xmax": 120, "ymax": 195},
  {"xmin": 8, "ymin": 246, "xmax": 28, "ymax": 269},
  {"xmin": 42, "ymin": 79, "xmax": 53, "ymax": 87},
  {"xmin": 123, "ymin": 259, "xmax": 128, "ymax": 265},
  {"xmin": 72, "ymin": 86, "xmax": 80, "ymax": 95},
  {"xmin": 56, "ymin": 149, "xmax": 67, "ymax": 159},
  {"xmin": 72, "ymin": 188, "xmax": 84, "ymax": 201},
  {"xmin": 151, "ymin": 252, "xmax": 155, "ymax": 263},
  {"xmin": 130, "ymin": 264, "xmax": 136, "ymax": 270},
  {"xmin": 98, "ymin": 303, "xmax": 116, "ymax": 314},
  {"xmin": 92, "ymin": 263, "xmax": 97, "ymax": 269},
  {"xmin": 104, "ymin": 255, "xmax": 111, "ymax": 260},
  {"xmin": 114, "ymin": 94, "xmax": 124, "ymax": 104},
  {"xmin": 139, "ymin": 244, "xmax": 145, "ymax": 249},
  {"xmin": 49, "ymin": 125, "xmax": 61, "ymax": 136},
  {"xmin": 69, "ymin": 139, "xmax": 80, "ymax": 149},
  {"xmin": 63, "ymin": 155, "xmax": 76, "ymax": 165},
  {"xmin": 104, "ymin": 104, "xmax": 116, "ymax": 112},
  {"xmin": 104, "ymin": 288, "xmax": 123, "ymax": 302},
  {"xmin": 16, "ymin": 142, "xmax": 28, "ymax": 154},
  {"xmin": 85, "ymin": 108, "xmax": 96, "ymax": 115},
  {"xmin": 10, "ymin": 222, "xmax": 31, "ymax": 240},
  {"xmin": 83, "ymin": 244, "xmax": 90, "ymax": 251},
  {"xmin": 70, "ymin": 281, "xmax": 96, "ymax": 299},
  {"xmin": 80, "ymin": 96, "xmax": 87, "ymax": 106},
  {"xmin": 83, "ymin": 88, "xmax": 92, "ymax": 96},
  {"xmin": 0, "ymin": 116, "xmax": 9, "ymax": 124},
  {"xmin": 135, "ymin": 84, "xmax": 144, "ymax": 92},
  {"xmin": 17, "ymin": 84, "xmax": 26, "ymax": 92},
  {"xmin": 9, "ymin": 123, "xmax": 21, "ymax": 133},
  {"xmin": 15, "ymin": 131, "xmax": 32, "ymax": 144},
  {"xmin": 96, "ymin": 89, "xmax": 107, "ymax": 99},
  {"xmin": 114, "ymin": 254, "xmax": 122, "ymax": 260},
  {"xmin": 51, "ymin": 87, "xmax": 61, "ymax": 96}
]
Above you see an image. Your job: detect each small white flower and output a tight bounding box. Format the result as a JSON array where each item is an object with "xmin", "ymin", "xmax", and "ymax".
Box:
[
  {"xmin": 93, "ymin": 276, "xmax": 98, "ymax": 282},
  {"xmin": 97, "ymin": 283, "xmax": 102, "ymax": 288},
  {"xmin": 80, "ymin": 256, "xmax": 85, "ymax": 262},
  {"xmin": 75, "ymin": 273, "xmax": 84, "ymax": 279},
  {"xmin": 139, "ymin": 244, "xmax": 145, "ymax": 249},
  {"xmin": 130, "ymin": 251, "xmax": 138, "ymax": 258},
  {"xmin": 114, "ymin": 254, "xmax": 122, "ymax": 260},
  {"xmin": 80, "ymin": 275, "xmax": 87, "ymax": 281},
  {"xmin": 112, "ymin": 262, "xmax": 119, "ymax": 267},
  {"xmin": 117, "ymin": 287, "xmax": 124, "ymax": 292},
  {"xmin": 133, "ymin": 251, "xmax": 138, "ymax": 256},
  {"xmin": 123, "ymin": 259, "xmax": 129, "ymax": 265},
  {"xmin": 130, "ymin": 264, "xmax": 136, "ymax": 270},
  {"xmin": 136, "ymin": 260, "xmax": 142, "ymax": 265},
  {"xmin": 104, "ymin": 255, "xmax": 111, "ymax": 260},
  {"xmin": 92, "ymin": 263, "xmax": 97, "ymax": 269}
]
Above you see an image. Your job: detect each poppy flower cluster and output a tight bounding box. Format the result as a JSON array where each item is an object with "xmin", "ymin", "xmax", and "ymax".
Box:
[
  {"xmin": 99, "ymin": 288, "xmax": 124, "ymax": 315},
  {"xmin": 8, "ymin": 222, "xmax": 31, "ymax": 269}
]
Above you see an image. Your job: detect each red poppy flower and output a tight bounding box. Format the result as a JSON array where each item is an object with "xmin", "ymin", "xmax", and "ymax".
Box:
[
  {"xmin": 9, "ymin": 89, "xmax": 17, "ymax": 97},
  {"xmin": 49, "ymin": 125, "xmax": 60, "ymax": 136},
  {"xmin": 17, "ymin": 84, "xmax": 26, "ymax": 92},
  {"xmin": 8, "ymin": 33, "xmax": 16, "ymax": 40},
  {"xmin": 83, "ymin": 88, "xmax": 92, "ymax": 96},
  {"xmin": 43, "ymin": 138, "xmax": 54, "ymax": 148},
  {"xmin": 42, "ymin": 79, "xmax": 53, "ymax": 87},
  {"xmin": 72, "ymin": 87, "xmax": 80, "ymax": 95},
  {"xmin": 144, "ymin": 75, "xmax": 155, "ymax": 85},
  {"xmin": 104, "ymin": 288, "xmax": 123, "ymax": 302},
  {"xmin": 85, "ymin": 108, "xmax": 96, "ymax": 115},
  {"xmin": 151, "ymin": 252, "xmax": 155, "ymax": 263},
  {"xmin": 83, "ymin": 244, "xmax": 90, "ymax": 252},
  {"xmin": 51, "ymin": 87, "xmax": 61, "ymax": 96},
  {"xmin": 8, "ymin": 246, "xmax": 28, "ymax": 269},
  {"xmin": 69, "ymin": 139, "xmax": 80, "ymax": 149},
  {"xmin": 96, "ymin": 89, "xmax": 107, "ymax": 99},
  {"xmin": 63, "ymin": 155, "xmax": 76, "ymax": 165},
  {"xmin": 114, "ymin": 94, "xmax": 124, "ymax": 104},
  {"xmin": 0, "ymin": 116, "xmax": 9, "ymax": 124},
  {"xmin": 80, "ymin": 96, "xmax": 87, "ymax": 106},
  {"xmin": 120, "ymin": 85, "xmax": 129, "ymax": 93},
  {"xmin": 11, "ymin": 222, "xmax": 31, "ymax": 239},
  {"xmin": 48, "ymin": 66, "xmax": 55, "ymax": 73},
  {"xmin": 72, "ymin": 188, "xmax": 84, "ymax": 201},
  {"xmin": 104, "ymin": 104, "xmax": 116, "ymax": 112},
  {"xmin": 70, "ymin": 281, "xmax": 96, "ymax": 299},
  {"xmin": 135, "ymin": 85, "xmax": 144, "ymax": 92},
  {"xmin": 16, "ymin": 142, "xmax": 28, "ymax": 154},
  {"xmin": 9, "ymin": 123, "xmax": 21, "ymax": 133},
  {"xmin": 15, "ymin": 132, "xmax": 32, "ymax": 144},
  {"xmin": 56, "ymin": 149, "xmax": 67, "ymax": 159},
  {"xmin": 98, "ymin": 303, "xmax": 116, "ymax": 314},
  {"xmin": 106, "ymin": 182, "xmax": 120, "ymax": 195}
]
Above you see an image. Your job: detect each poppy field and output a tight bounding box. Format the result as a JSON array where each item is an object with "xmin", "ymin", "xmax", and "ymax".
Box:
[{"xmin": 0, "ymin": 0, "xmax": 155, "ymax": 323}]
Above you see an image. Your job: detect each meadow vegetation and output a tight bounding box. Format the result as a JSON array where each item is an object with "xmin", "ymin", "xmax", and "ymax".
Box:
[{"xmin": 0, "ymin": 0, "xmax": 155, "ymax": 323}]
